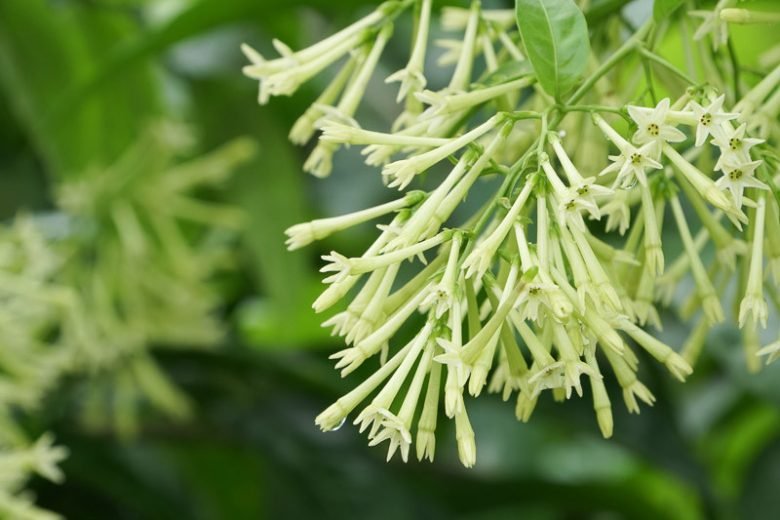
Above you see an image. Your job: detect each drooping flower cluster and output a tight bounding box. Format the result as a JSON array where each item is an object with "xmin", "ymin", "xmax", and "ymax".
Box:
[{"xmin": 243, "ymin": 2, "xmax": 780, "ymax": 467}]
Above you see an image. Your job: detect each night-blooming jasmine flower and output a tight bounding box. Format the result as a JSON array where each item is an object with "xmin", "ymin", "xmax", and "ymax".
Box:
[
  {"xmin": 385, "ymin": 0, "xmax": 432, "ymax": 103},
  {"xmin": 627, "ymin": 98, "xmax": 686, "ymax": 146},
  {"xmin": 715, "ymin": 158, "xmax": 768, "ymax": 210},
  {"xmin": 663, "ymin": 143, "xmax": 745, "ymax": 225},
  {"xmin": 593, "ymin": 114, "xmax": 662, "ymax": 188},
  {"xmin": 739, "ymin": 196, "xmax": 768, "ymax": 328},
  {"xmin": 382, "ymin": 115, "xmax": 503, "ymax": 189},
  {"xmin": 687, "ymin": 95, "xmax": 739, "ymax": 146},
  {"xmin": 461, "ymin": 180, "xmax": 534, "ymax": 280},
  {"xmin": 691, "ymin": 0, "xmax": 736, "ymax": 50},
  {"xmin": 712, "ymin": 123, "xmax": 764, "ymax": 170},
  {"xmin": 285, "ymin": 192, "xmax": 424, "ymax": 250}
]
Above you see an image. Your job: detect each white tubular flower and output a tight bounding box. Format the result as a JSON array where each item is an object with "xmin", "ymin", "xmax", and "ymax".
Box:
[
  {"xmin": 739, "ymin": 196, "xmax": 768, "ymax": 329},
  {"xmin": 461, "ymin": 179, "xmax": 535, "ymax": 280},
  {"xmin": 457, "ymin": 278, "xmax": 524, "ymax": 371},
  {"xmin": 315, "ymin": 341, "xmax": 413, "ymax": 431},
  {"xmin": 541, "ymin": 159, "xmax": 598, "ymax": 226},
  {"xmin": 601, "ymin": 188, "xmax": 632, "ymax": 235},
  {"xmin": 513, "ymin": 225, "xmax": 569, "ymax": 322},
  {"xmin": 385, "ymin": 151, "xmax": 474, "ymax": 250},
  {"xmin": 304, "ymin": 24, "xmax": 393, "ymax": 178},
  {"xmin": 354, "ymin": 321, "xmax": 433, "ymax": 438},
  {"xmin": 758, "ymin": 338, "xmax": 780, "ymax": 365},
  {"xmin": 603, "ymin": 142, "xmax": 662, "ymax": 189},
  {"xmin": 670, "ymin": 196, "xmax": 724, "ymax": 325},
  {"xmin": 627, "ymin": 98, "xmax": 686, "ymax": 145},
  {"xmin": 421, "ymin": 232, "xmax": 463, "ymax": 318},
  {"xmin": 617, "ymin": 320, "xmax": 693, "ymax": 381},
  {"xmin": 289, "ymin": 57, "xmax": 358, "ymax": 145},
  {"xmin": 386, "ymin": 0, "xmax": 432, "ymax": 103},
  {"xmin": 381, "ymin": 115, "xmax": 503, "ymax": 189},
  {"xmin": 691, "ymin": 0, "xmax": 736, "ymax": 50},
  {"xmin": 242, "ymin": 30, "xmax": 367, "ymax": 104},
  {"xmin": 241, "ymin": 0, "xmax": 401, "ymax": 102},
  {"xmin": 712, "ymin": 123, "xmax": 764, "ymax": 171},
  {"xmin": 640, "ymin": 186, "xmax": 664, "ymax": 276},
  {"xmin": 593, "ymin": 114, "xmax": 661, "ymax": 188},
  {"xmin": 549, "ymin": 133, "xmax": 614, "ymax": 219},
  {"xmin": 715, "ymin": 158, "xmax": 768, "ymax": 210},
  {"xmin": 454, "ymin": 406, "xmax": 476, "ymax": 468},
  {"xmin": 687, "ymin": 95, "xmax": 739, "ymax": 146},
  {"xmin": 663, "ymin": 143, "xmax": 745, "ymax": 225},
  {"xmin": 584, "ymin": 346, "xmax": 613, "ymax": 438},
  {"xmin": 447, "ymin": 0, "xmax": 481, "ymax": 91},
  {"xmin": 320, "ymin": 122, "xmax": 448, "ymax": 148},
  {"xmin": 311, "ymin": 218, "xmax": 400, "ymax": 312},
  {"xmin": 320, "ymin": 230, "xmax": 451, "ymax": 283},
  {"xmin": 416, "ymin": 77, "xmax": 533, "ymax": 116},
  {"xmin": 285, "ymin": 191, "xmax": 424, "ymax": 250},
  {"xmin": 370, "ymin": 342, "xmax": 434, "ymax": 462},
  {"xmin": 334, "ymin": 286, "xmax": 430, "ymax": 376},
  {"xmin": 603, "ymin": 348, "xmax": 656, "ymax": 413},
  {"xmin": 676, "ymin": 174, "xmax": 747, "ymax": 270},
  {"xmin": 367, "ymin": 408, "xmax": 413, "ymax": 462},
  {"xmin": 439, "ymin": 297, "xmax": 468, "ymax": 416},
  {"xmin": 416, "ymin": 359, "xmax": 442, "ymax": 462},
  {"xmin": 528, "ymin": 324, "xmax": 598, "ymax": 399}
]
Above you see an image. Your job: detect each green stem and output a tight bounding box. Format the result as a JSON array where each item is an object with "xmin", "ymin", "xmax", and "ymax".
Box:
[
  {"xmin": 726, "ymin": 38, "xmax": 742, "ymax": 100},
  {"xmin": 638, "ymin": 47, "xmax": 698, "ymax": 86},
  {"xmin": 565, "ymin": 21, "xmax": 653, "ymax": 107}
]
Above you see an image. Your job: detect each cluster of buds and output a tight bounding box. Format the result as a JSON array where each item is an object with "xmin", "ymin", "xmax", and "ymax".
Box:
[{"xmin": 243, "ymin": 1, "xmax": 780, "ymax": 467}]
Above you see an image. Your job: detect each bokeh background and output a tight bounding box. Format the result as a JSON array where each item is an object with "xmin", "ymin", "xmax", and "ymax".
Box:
[{"xmin": 1, "ymin": 0, "xmax": 780, "ymax": 518}]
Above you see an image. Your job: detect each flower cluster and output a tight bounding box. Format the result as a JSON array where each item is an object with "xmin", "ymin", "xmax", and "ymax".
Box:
[
  {"xmin": 243, "ymin": 2, "xmax": 780, "ymax": 467},
  {"xmin": 0, "ymin": 124, "xmax": 253, "ymax": 515}
]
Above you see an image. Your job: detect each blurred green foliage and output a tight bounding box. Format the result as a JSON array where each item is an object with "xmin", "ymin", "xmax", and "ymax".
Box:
[{"xmin": 0, "ymin": 0, "xmax": 778, "ymax": 519}]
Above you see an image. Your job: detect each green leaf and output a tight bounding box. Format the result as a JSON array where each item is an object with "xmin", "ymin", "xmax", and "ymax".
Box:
[
  {"xmin": 653, "ymin": 0, "xmax": 684, "ymax": 21},
  {"xmin": 0, "ymin": 0, "xmax": 161, "ymax": 178},
  {"xmin": 514, "ymin": 0, "xmax": 590, "ymax": 100}
]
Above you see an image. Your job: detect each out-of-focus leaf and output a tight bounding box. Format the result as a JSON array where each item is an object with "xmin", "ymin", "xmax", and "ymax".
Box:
[
  {"xmin": 0, "ymin": 0, "xmax": 161, "ymax": 178},
  {"xmin": 514, "ymin": 0, "xmax": 590, "ymax": 100},
  {"xmin": 654, "ymin": 0, "xmax": 685, "ymax": 21},
  {"xmin": 54, "ymin": 0, "xmax": 381, "ymax": 124},
  {"xmin": 188, "ymin": 79, "xmax": 326, "ymax": 349},
  {"xmin": 700, "ymin": 402, "xmax": 780, "ymax": 500}
]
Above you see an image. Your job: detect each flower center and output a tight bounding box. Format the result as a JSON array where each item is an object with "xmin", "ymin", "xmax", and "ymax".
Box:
[
  {"xmin": 728, "ymin": 137, "xmax": 741, "ymax": 151},
  {"xmin": 700, "ymin": 113, "xmax": 712, "ymax": 126},
  {"xmin": 729, "ymin": 169, "xmax": 743, "ymax": 181},
  {"xmin": 647, "ymin": 123, "xmax": 660, "ymax": 136},
  {"xmin": 630, "ymin": 153, "xmax": 643, "ymax": 165},
  {"xmin": 529, "ymin": 286, "xmax": 541, "ymax": 295},
  {"xmin": 565, "ymin": 199, "xmax": 577, "ymax": 210},
  {"xmin": 576, "ymin": 185, "xmax": 589, "ymax": 195}
]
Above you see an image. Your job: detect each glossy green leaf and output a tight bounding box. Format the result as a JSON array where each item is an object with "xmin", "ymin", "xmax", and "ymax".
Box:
[
  {"xmin": 653, "ymin": 0, "xmax": 685, "ymax": 21},
  {"xmin": 515, "ymin": 0, "xmax": 590, "ymax": 100}
]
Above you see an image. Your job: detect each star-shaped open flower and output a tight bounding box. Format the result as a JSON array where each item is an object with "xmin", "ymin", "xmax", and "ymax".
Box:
[
  {"xmin": 557, "ymin": 178, "xmax": 614, "ymax": 222},
  {"xmin": 688, "ymin": 95, "xmax": 739, "ymax": 147},
  {"xmin": 600, "ymin": 142, "xmax": 662, "ymax": 189},
  {"xmin": 714, "ymin": 158, "xmax": 768, "ymax": 209},
  {"xmin": 712, "ymin": 123, "xmax": 765, "ymax": 171},
  {"xmin": 367, "ymin": 409, "xmax": 413, "ymax": 462},
  {"xmin": 627, "ymin": 98, "xmax": 686, "ymax": 146}
]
